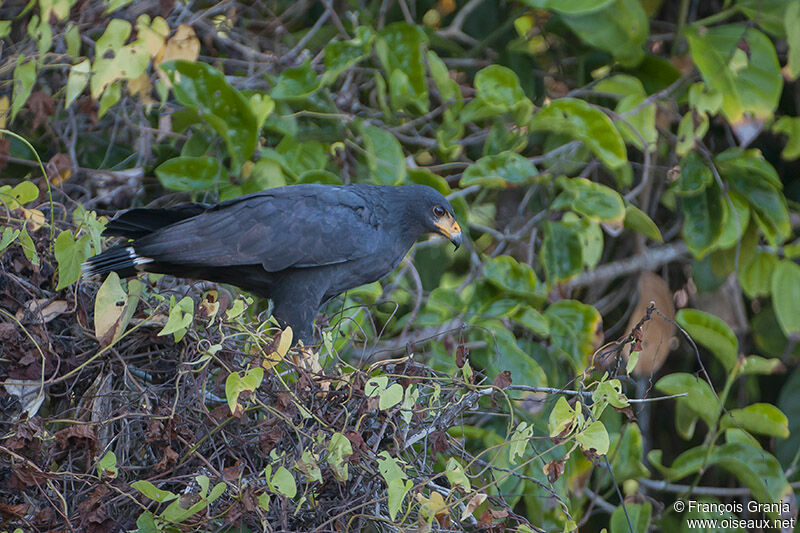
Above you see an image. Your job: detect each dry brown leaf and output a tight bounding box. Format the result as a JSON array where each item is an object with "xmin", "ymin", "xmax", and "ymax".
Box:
[
  {"xmin": 155, "ymin": 25, "xmax": 201, "ymax": 87},
  {"xmin": 623, "ymin": 271, "xmax": 675, "ymax": 377},
  {"xmin": 461, "ymin": 492, "xmax": 487, "ymax": 521},
  {"xmin": 48, "ymin": 153, "xmax": 73, "ymax": 185},
  {"xmin": 24, "ymin": 298, "xmax": 68, "ymax": 323}
]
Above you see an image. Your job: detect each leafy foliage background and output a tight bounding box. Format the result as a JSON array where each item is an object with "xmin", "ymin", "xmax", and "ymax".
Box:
[{"xmin": 1, "ymin": 0, "xmax": 800, "ymax": 531}]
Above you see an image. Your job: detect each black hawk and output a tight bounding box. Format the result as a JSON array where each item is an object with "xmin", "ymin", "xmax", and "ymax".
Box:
[{"xmin": 82, "ymin": 184, "xmax": 462, "ymax": 343}]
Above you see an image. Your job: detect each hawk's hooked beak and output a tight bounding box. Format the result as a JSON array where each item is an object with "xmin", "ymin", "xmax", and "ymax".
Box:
[{"xmin": 435, "ymin": 214, "xmax": 462, "ymax": 250}]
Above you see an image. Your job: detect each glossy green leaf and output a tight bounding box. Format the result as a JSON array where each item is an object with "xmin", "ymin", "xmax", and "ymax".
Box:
[
  {"xmin": 463, "ymin": 65, "xmax": 533, "ymax": 124},
  {"xmin": 484, "ymin": 255, "xmax": 545, "ymax": 304},
  {"xmin": 322, "ymin": 26, "xmax": 373, "ymax": 85},
  {"xmin": 162, "ymin": 60, "xmax": 258, "ymax": 170},
  {"xmin": 720, "ymin": 403, "xmax": 789, "ymax": 438},
  {"xmin": 771, "ymin": 259, "xmax": 800, "ymax": 337},
  {"xmin": 271, "ymin": 60, "xmax": 320, "ymax": 101},
  {"xmin": 676, "ymin": 309, "xmax": 738, "ymax": 371},
  {"xmin": 461, "ymin": 151, "xmax": 536, "ymax": 188},
  {"xmin": 686, "ymin": 25, "xmax": 782, "ymax": 122},
  {"xmin": 623, "ymin": 204, "xmax": 662, "ymax": 242},
  {"xmin": 738, "ymin": 355, "xmax": 784, "ymax": 376},
  {"xmin": 530, "ymin": 98, "xmax": 627, "ymax": 169},
  {"xmin": 541, "ymin": 220, "xmax": 583, "ymax": 283},
  {"xmin": 545, "ymin": 300, "xmax": 602, "ymax": 370},
  {"xmin": 676, "ymin": 151, "xmax": 712, "ymax": 196},
  {"xmin": 155, "ymin": 156, "xmax": 222, "ymax": 192},
  {"xmin": 360, "ymin": 125, "xmax": 406, "ymax": 185},
  {"xmin": 739, "ymin": 250, "xmax": 778, "ymax": 298},
  {"xmin": 650, "ymin": 442, "xmax": 788, "ymax": 503},
  {"xmin": 513, "ymin": 306, "xmax": 550, "ymax": 337},
  {"xmin": 656, "ymin": 372, "xmax": 718, "ymax": 428},
  {"xmin": 131, "ymin": 480, "xmax": 178, "ymax": 503},
  {"xmin": 557, "ymin": 177, "xmax": 625, "ymax": 223},
  {"xmin": 559, "ymin": 0, "xmax": 648, "ymax": 67},
  {"xmin": 680, "ymin": 183, "xmax": 726, "ymax": 259},
  {"xmin": 520, "ymin": 0, "xmax": 614, "ymax": 13},
  {"xmin": 738, "ymin": 0, "xmax": 796, "ymax": 37},
  {"xmin": 490, "ymin": 326, "xmax": 547, "ymax": 387},
  {"xmin": 716, "ymin": 148, "xmax": 790, "ymax": 246},
  {"xmin": 375, "ymin": 23, "xmax": 429, "ymax": 114}
]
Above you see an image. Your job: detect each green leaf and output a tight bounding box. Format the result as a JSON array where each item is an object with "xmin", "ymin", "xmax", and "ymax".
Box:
[
  {"xmin": 717, "ymin": 148, "xmax": 790, "ymax": 246},
  {"xmin": 360, "ymin": 125, "xmax": 406, "ymax": 185},
  {"xmin": 158, "ymin": 296, "xmax": 194, "ymax": 342},
  {"xmin": 225, "ymin": 366, "xmax": 263, "ymax": 414},
  {"xmin": 270, "ymin": 60, "xmax": 320, "ymax": 101},
  {"xmin": 545, "ymin": 300, "xmax": 602, "ymax": 370},
  {"xmin": 444, "ymin": 458, "xmax": 471, "ymax": 492},
  {"xmin": 11, "ymin": 57, "xmax": 36, "ymax": 122},
  {"xmin": 541, "ymin": 221, "xmax": 583, "ymax": 283},
  {"xmin": 96, "ymin": 451, "xmax": 118, "ymax": 478},
  {"xmin": 656, "ymin": 372, "xmax": 718, "ymax": 429},
  {"xmin": 0, "ymin": 227, "xmax": 20, "ymax": 255},
  {"xmin": 375, "ymin": 23, "xmax": 429, "ymax": 114},
  {"xmin": 650, "ymin": 442, "xmax": 788, "ymax": 503},
  {"xmin": 94, "ymin": 272, "xmax": 141, "ymax": 347},
  {"xmin": 98, "ymin": 81, "xmax": 121, "ymax": 118},
  {"xmin": 676, "ymin": 151, "xmax": 712, "ymax": 196},
  {"xmin": 461, "ymin": 151, "xmax": 537, "ymax": 188},
  {"xmin": 55, "ymin": 230, "xmax": 90, "ymax": 290},
  {"xmin": 131, "ymin": 480, "xmax": 178, "ymax": 503},
  {"xmin": 520, "ymin": 0, "xmax": 614, "ymax": 14},
  {"xmin": 738, "ymin": 0, "xmax": 797, "ymax": 37},
  {"xmin": 155, "ymin": 156, "xmax": 222, "ymax": 192},
  {"xmin": 738, "ymin": 355, "xmax": 784, "ymax": 376},
  {"xmin": 610, "ymin": 502, "xmax": 651, "ymax": 533},
  {"xmin": 771, "ymin": 260, "xmax": 800, "ymax": 337},
  {"xmin": 322, "ymin": 26, "xmax": 373, "ymax": 85},
  {"xmin": 720, "ymin": 403, "xmax": 789, "ymax": 438},
  {"xmin": 270, "ymin": 466, "xmax": 297, "ymax": 498},
  {"xmin": 65, "ymin": 59, "xmax": 90, "ymax": 109},
  {"xmin": 548, "ymin": 396, "xmax": 577, "ymax": 437},
  {"xmin": 0, "ymin": 181, "xmax": 39, "ymax": 208},
  {"xmin": 530, "ymin": 98, "xmax": 627, "ymax": 169},
  {"xmin": 327, "ymin": 432, "xmax": 353, "ymax": 481},
  {"xmin": 162, "ymin": 60, "xmax": 258, "ymax": 170},
  {"xmin": 559, "ymin": 0, "xmax": 648, "ymax": 67},
  {"xmin": 427, "ymin": 50, "xmax": 462, "ymax": 110},
  {"xmin": 772, "ymin": 116, "xmax": 800, "ymax": 160},
  {"xmin": 676, "ymin": 309, "xmax": 738, "ymax": 371},
  {"xmin": 508, "ymin": 421, "xmax": 534, "ymax": 464},
  {"xmin": 610, "ymin": 424, "xmax": 649, "ymax": 481},
  {"xmin": 680, "ymin": 183, "xmax": 726, "ymax": 259},
  {"xmin": 686, "ymin": 25, "xmax": 782, "ymax": 122},
  {"xmin": 576, "ymin": 421, "xmax": 609, "ymax": 455},
  {"xmin": 463, "ymin": 65, "xmax": 533, "ymax": 124},
  {"xmin": 557, "ymin": 177, "xmax": 625, "ymax": 224},
  {"xmin": 483, "ymin": 255, "xmax": 545, "ymax": 304},
  {"xmin": 90, "ymin": 20, "xmax": 149, "ymax": 98},
  {"xmin": 513, "ymin": 306, "xmax": 550, "ymax": 337},
  {"xmin": 623, "ymin": 204, "xmax": 662, "ymax": 242},
  {"xmin": 786, "ymin": 2, "xmax": 800, "ymax": 78},
  {"xmin": 739, "ymin": 251, "xmax": 778, "ymax": 298},
  {"xmin": 18, "ymin": 225, "xmax": 38, "ymax": 266}
]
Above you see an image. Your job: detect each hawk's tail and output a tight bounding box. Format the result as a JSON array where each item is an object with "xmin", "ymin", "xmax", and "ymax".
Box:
[{"xmin": 81, "ymin": 244, "xmax": 153, "ymax": 280}]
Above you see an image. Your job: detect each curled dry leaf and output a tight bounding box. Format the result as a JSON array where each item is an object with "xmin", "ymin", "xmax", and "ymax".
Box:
[
  {"xmin": 22, "ymin": 298, "xmax": 68, "ymax": 323},
  {"xmin": 623, "ymin": 271, "xmax": 675, "ymax": 377}
]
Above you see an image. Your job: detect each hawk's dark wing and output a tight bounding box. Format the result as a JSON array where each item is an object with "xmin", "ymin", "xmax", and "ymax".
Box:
[{"xmin": 134, "ymin": 185, "xmax": 385, "ymax": 272}]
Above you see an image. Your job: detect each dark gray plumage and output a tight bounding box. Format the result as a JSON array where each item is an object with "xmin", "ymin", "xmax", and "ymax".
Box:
[{"xmin": 82, "ymin": 184, "xmax": 462, "ymax": 343}]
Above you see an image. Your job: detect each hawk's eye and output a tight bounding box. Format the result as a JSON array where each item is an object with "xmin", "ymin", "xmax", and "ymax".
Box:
[{"xmin": 433, "ymin": 206, "xmax": 446, "ymax": 217}]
